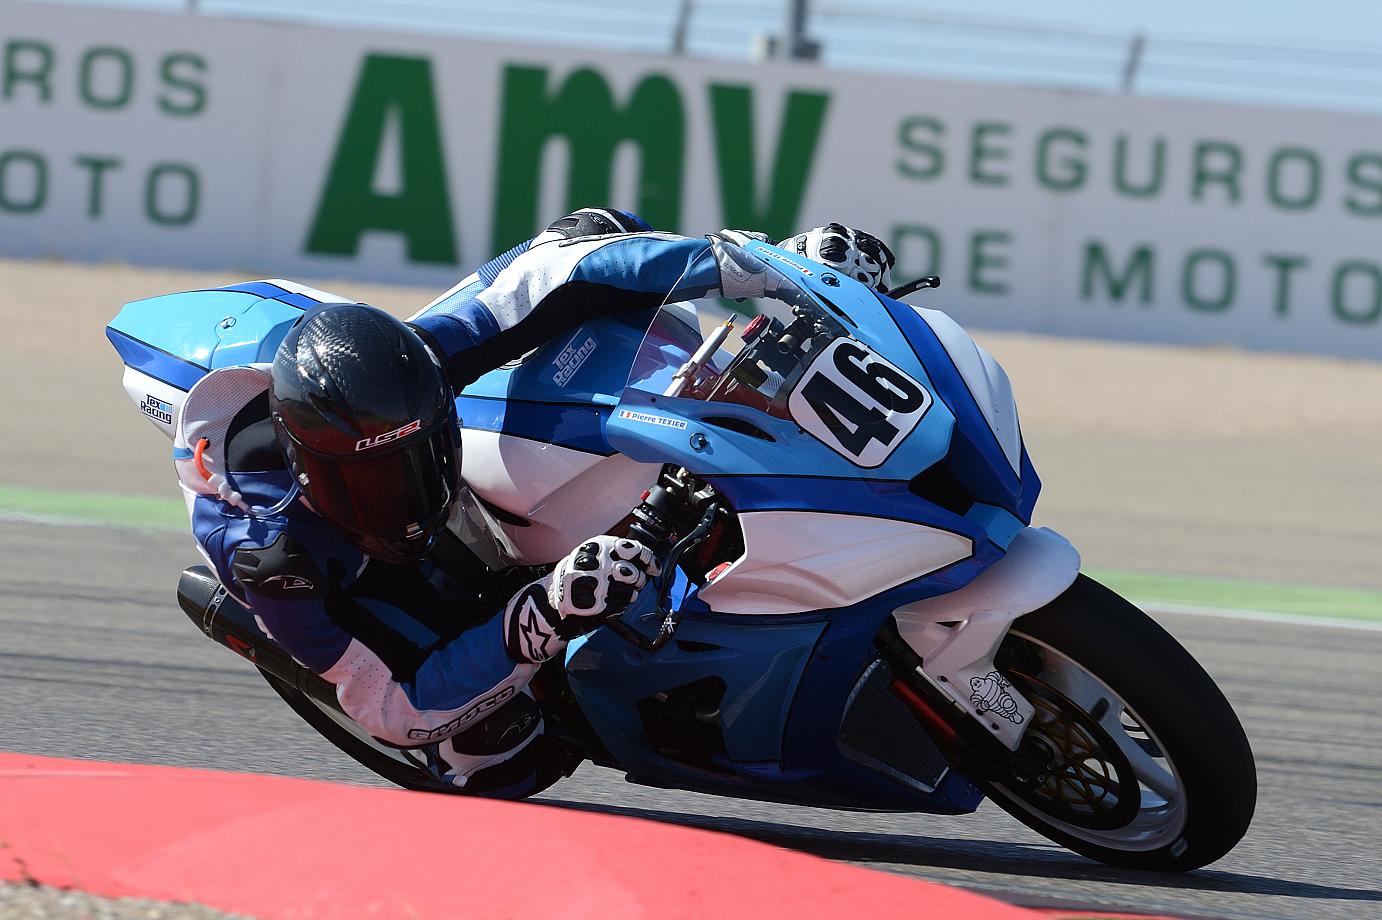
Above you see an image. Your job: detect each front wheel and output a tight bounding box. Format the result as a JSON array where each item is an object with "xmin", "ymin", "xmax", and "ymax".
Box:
[{"xmin": 981, "ymin": 575, "xmax": 1256, "ymax": 871}]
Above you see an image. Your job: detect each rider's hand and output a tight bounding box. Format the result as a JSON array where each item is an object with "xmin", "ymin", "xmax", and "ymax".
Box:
[
  {"xmin": 785, "ymin": 223, "xmax": 897, "ymax": 293},
  {"xmin": 551, "ymin": 536, "xmax": 660, "ymax": 624},
  {"xmin": 502, "ymin": 536, "xmax": 660, "ymax": 663}
]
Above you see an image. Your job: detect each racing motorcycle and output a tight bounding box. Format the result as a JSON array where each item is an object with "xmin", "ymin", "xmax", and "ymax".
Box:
[{"xmin": 106, "ymin": 238, "xmax": 1256, "ymax": 871}]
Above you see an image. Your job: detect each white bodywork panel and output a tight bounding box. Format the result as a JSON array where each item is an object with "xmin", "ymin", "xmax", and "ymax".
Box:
[
  {"xmin": 696, "ymin": 511, "xmax": 974, "ymax": 615},
  {"xmin": 894, "ymin": 527, "xmax": 1081, "ymax": 750},
  {"xmin": 914, "ymin": 307, "xmax": 1023, "ymax": 475},
  {"xmin": 261, "ymin": 279, "xmax": 354, "ymax": 304},
  {"xmin": 458, "ymin": 429, "xmax": 660, "ymax": 563},
  {"xmin": 122, "ymin": 367, "xmax": 186, "ymax": 440}
]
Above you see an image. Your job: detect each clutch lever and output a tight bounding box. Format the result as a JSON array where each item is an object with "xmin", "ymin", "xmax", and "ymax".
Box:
[
  {"xmin": 604, "ymin": 503, "xmax": 720, "ymax": 652},
  {"xmin": 885, "ymin": 275, "xmax": 941, "ymax": 300}
]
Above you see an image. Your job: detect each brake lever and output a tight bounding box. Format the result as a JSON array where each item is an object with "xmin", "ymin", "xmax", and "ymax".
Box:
[
  {"xmin": 885, "ymin": 275, "xmax": 941, "ymax": 300},
  {"xmin": 605, "ymin": 503, "xmax": 720, "ymax": 652}
]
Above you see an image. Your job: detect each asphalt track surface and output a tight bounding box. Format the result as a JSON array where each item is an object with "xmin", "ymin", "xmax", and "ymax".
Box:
[{"xmin": 2, "ymin": 519, "xmax": 1378, "ymax": 920}]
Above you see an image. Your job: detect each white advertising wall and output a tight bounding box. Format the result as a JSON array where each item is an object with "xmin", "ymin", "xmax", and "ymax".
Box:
[{"xmin": 2, "ymin": 0, "xmax": 1379, "ymax": 357}]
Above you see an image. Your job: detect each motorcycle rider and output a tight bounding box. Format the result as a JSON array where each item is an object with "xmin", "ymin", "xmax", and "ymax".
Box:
[{"xmin": 175, "ymin": 209, "xmax": 896, "ymax": 795}]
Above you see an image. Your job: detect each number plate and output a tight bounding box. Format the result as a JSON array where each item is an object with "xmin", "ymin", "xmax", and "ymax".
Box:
[{"xmin": 788, "ymin": 338, "xmax": 932, "ymax": 467}]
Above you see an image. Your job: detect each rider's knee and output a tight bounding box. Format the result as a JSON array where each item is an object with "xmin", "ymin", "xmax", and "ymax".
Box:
[{"xmin": 435, "ymin": 690, "xmax": 544, "ymax": 794}]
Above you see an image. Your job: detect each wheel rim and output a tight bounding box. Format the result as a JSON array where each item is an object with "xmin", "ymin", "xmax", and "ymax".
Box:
[
  {"xmin": 989, "ymin": 632, "xmax": 1190, "ymax": 852},
  {"xmin": 1003, "ymin": 675, "xmax": 1143, "ymax": 831}
]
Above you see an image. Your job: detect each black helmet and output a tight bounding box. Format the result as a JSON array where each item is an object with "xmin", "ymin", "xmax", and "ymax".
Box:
[{"xmin": 270, "ymin": 304, "xmax": 459, "ymax": 564}]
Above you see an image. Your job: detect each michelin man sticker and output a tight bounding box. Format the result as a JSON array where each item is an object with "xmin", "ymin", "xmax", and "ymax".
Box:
[{"xmin": 970, "ymin": 671, "xmax": 1025, "ymax": 724}]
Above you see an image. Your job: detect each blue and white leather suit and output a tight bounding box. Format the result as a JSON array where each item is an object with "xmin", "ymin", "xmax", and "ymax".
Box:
[{"xmin": 183, "ymin": 215, "xmax": 759, "ymax": 790}]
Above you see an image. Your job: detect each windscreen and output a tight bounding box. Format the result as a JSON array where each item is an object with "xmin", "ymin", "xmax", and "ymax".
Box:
[
  {"xmin": 625, "ymin": 254, "xmax": 853, "ymax": 420},
  {"xmin": 622, "ymin": 241, "xmax": 935, "ymax": 469}
]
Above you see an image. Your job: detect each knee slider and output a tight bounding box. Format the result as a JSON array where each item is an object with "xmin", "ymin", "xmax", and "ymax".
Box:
[
  {"xmin": 448, "ymin": 691, "xmax": 542, "ymax": 759},
  {"xmin": 532, "ymin": 208, "xmax": 649, "ymax": 246},
  {"xmin": 440, "ymin": 692, "xmax": 546, "ymax": 794}
]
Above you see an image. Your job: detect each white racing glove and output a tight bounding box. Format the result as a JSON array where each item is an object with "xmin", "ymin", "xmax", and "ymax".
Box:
[
  {"xmin": 502, "ymin": 536, "xmax": 660, "ymax": 664},
  {"xmin": 784, "ymin": 223, "xmax": 897, "ymax": 293}
]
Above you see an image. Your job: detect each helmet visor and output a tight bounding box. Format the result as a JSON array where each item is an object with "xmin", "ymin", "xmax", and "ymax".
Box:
[{"xmin": 292, "ymin": 416, "xmax": 460, "ymax": 562}]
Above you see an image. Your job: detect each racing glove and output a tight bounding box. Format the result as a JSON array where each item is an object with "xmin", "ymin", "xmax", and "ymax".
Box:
[
  {"xmin": 502, "ymin": 536, "xmax": 660, "ymax": 664},
  {"xmin": 785, "ymin": 223, "xmax": 897, "ymax": 293}
]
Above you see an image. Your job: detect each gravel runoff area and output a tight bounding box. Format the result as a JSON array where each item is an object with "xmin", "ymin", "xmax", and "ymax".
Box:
[{"xmin": 0, "ymin": 884, "xmax": 250, "ymax": 920}]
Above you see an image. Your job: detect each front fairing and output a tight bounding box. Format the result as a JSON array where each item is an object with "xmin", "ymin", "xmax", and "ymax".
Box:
[
  {"xmin": 607, "ymin": 240, "xmax": 956, "ymax": 482},
  {"xmin": 566, "ymin": 242, "xmax": 1034, "ymax": 810}
]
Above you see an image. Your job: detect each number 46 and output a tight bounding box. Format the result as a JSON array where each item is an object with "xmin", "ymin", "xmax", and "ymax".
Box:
[{"xmin": 792, "ymin": 340, "xmax": 931, "ymax": 465}]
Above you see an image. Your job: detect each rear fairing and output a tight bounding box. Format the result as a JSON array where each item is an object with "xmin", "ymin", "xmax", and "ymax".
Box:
[{"xmin": 105, "ymin": 280, "xmax": 352, "ymax": 438}]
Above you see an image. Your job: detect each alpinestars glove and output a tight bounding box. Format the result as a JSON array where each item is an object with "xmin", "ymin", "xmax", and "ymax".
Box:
[
  {"xmin": 502, "ymin": 536, "xmax": 660, "ymax": 664},
  {"xmin": 786, "ymin": 223, "xmax": 897, "ymax": 293}
]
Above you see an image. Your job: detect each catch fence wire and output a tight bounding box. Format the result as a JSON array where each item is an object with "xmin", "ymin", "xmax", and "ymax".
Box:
[{"xmin": 15, "ymin": 0, "xmax": 1382, "ymax": 112}]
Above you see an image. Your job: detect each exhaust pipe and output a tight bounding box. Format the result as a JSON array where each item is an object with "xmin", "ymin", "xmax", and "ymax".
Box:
[{"xmin": 176, "ymin": 565, "xmax": 341, "ymax": 711}]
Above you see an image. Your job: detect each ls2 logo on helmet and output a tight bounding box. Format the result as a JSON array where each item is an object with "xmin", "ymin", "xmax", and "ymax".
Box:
[{"xmin": 355, "ymin": 419, "xmax": 421, "ymax": 451}]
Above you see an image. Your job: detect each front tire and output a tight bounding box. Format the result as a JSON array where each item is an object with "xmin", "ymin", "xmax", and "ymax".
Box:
[{"xmin": 981, "ymin": 575, "xmax": 1256, "ymax": 871}]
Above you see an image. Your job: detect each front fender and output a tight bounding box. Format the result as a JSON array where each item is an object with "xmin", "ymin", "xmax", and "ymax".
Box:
[{"xmin": 892, "ymin": 527, "xmax": 1080, "ymax": 750}]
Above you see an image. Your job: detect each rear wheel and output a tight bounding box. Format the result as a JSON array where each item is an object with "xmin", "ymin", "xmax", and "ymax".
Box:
[{"xmin": 980, "ymin": 575, "xmax": 1256, "ymax": 871}]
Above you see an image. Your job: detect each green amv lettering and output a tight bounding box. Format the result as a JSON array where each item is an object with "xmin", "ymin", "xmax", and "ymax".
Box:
[
  {"xmin": 969, "ymin": 123, "xmax": 1011, "ymax": 187},
  {"xmin": 1182, "ymin": 249, "xmax": 1235, "ymax": 312},
  {"xmin": 1191, "ymin": 141, "xmax": 1243, "ymax": 204},
  {"xmin": 492, "ymin": 65, "xmax": 682, "ymax": 252},
  {"xmin": 709, "ymin": 83, "xmax": 829, "ymax": 241},
  {"xmin": 3, "ymin": 40, "xmax": 53, "ymax": 102},
  {"xmin": 306, "ymin": 54, "xmax": 457, "ymax": 265},
  {"xmin": 1332, "ymin": 261, "xmax": 1382, "ymax": 325},
  {"xmin": 968, "ymin": 230, "xmax": 1011, "ymax": 295},
  {"xmin": 1035, "ymin": 127, "xmax": 1087, "ymax": 192},
  {"xmin": 1081, "ymin": 242, "xmax": 1153, "ymax": 303},
  {"xmin": 0, "ymin": 150, "xmax": 46, "ymax": 213},
  {"xmin": 80, "ymin": 46, "xmax": 135, "ymax": 111}
]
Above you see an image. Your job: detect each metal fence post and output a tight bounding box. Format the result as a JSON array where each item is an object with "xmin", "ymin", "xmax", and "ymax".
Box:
[
  {"xmin": 671, "ymin": 0, "xmax": 692, "ymax": 55},
  {"xmin": 1122, "ymin": 31, "xmax": 1146, "ymax": 91},
  {"xmin": 784, "ymin": 0, "xmax": 820, "ymax": 61}
]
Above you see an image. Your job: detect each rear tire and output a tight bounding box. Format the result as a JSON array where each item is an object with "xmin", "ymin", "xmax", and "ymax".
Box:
[
  {"xmin": 981, "ymin": 575, "xmax": 1256, "ymax": 871},
  {"xmin": 259, "ymin": 669, "xmax": 463, "ymax": 795}
]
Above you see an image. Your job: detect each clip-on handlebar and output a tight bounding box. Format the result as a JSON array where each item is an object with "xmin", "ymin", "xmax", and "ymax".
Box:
[{"xmin": 605, "ymin": 468, "xmax": 722, "ymax": 652}]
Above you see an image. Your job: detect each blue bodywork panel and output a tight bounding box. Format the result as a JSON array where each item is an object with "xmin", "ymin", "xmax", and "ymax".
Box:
[{"xmin": 106, "ymin": 282, "xmax": 322, "ymax": 391}]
